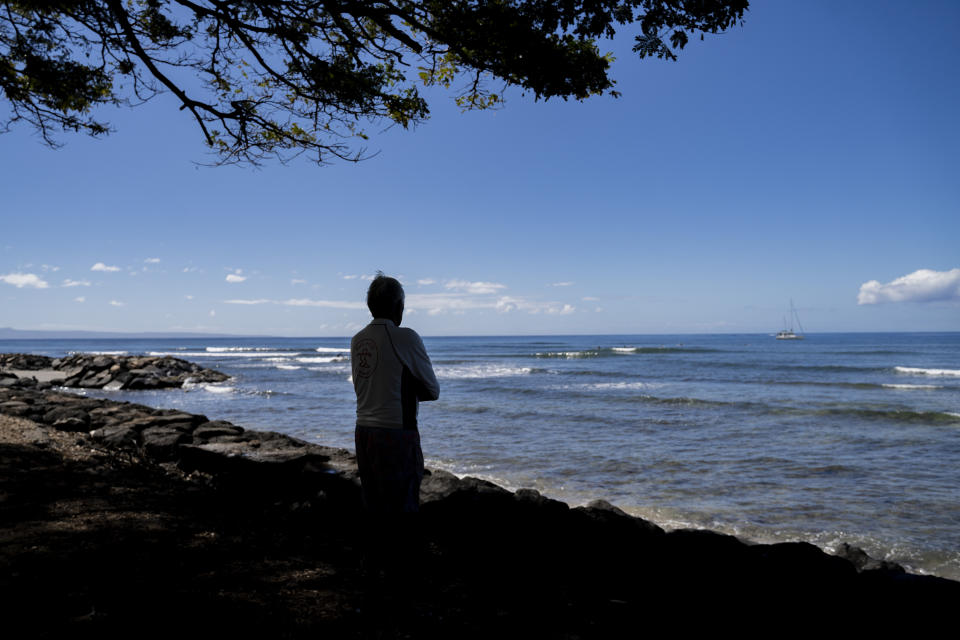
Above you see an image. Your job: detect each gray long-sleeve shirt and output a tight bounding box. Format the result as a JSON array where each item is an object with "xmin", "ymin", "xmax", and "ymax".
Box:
[{"xmin": 351, "ymin": 318, "xmax": 439, "ymax": 430}]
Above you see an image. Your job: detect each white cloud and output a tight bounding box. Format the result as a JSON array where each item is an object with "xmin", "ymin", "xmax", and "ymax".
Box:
[
  {"xmin": 857, "ymin": 268, "xmax": 960, "ymax": 305},
  {"xmin": 406, "ymin": 293, "xmax": 496, "ymax": 315},
  {"xmin": 109, "ymin": 300, "xmax": 125, "ymax": 307},
  {"xmin": 209, "ymin": 310, "xmax": 216, "ymax": 317},
  {"xmin": 445, "ymin": 279, "xmax": 506, "ymax": 295},
  {"xmin": 91, "ymin": 262, "xmax": 121, "ymax": 272},
  {"xmin": 182, "ymin": 267, "xmax": 200, "ymax": 273},
  {"xmin": 0, "ymin": 272, "xmax": 49, "ymax": 288},
  {"xmin": 404, "ymin": 290, "xmax": 575, "ymax": 316},
  {"xmin": 281, "ymin": 298, "xmax": 366, "ymax": 309},
  {"xmin": 226, "ymin": 273, "xmax": 247, "ymax": 283},
  {"xmin": 185, "ymin": 295, "xmax": 194, "ymax": 300},
  {"xmin": 62, "ymin": 279, "xmax": 91, "ymax": 287},
  {"xmin": 221, "ymin": 298, "xmax": 365, "ymax": 309},
  {"xmin": 495, "ymin": 296, "xmax": 575, "ymax": 315},
  {"xmin": 74, "ymin": 296, "xmax": 86, "ymax": 303},
  {"xmin": 551, "ymin": 281, "xmax": 574, "ymax": 287},
  {"xmin": 145, "ymin": 257, "xmax": 161, "ymax": 264},
  {"xmin": 417, "ymin": 278, "xmax": 437, "ymax": 286},
  {"xmin": 41, "ymin": 264, "xmax": 60, "ymax": 272},
  {"xmin": 291, "ymin": 278, "xmax": 307, "ymax": 285},
  {"xmin": 581, "ymin": 296, "xmax": 600, "ymax": 302}
]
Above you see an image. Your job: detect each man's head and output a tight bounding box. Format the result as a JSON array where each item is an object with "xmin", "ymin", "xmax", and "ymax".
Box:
[{"xmin": 366, "ymin": 271, "xmax": 404, "ymax": 325}]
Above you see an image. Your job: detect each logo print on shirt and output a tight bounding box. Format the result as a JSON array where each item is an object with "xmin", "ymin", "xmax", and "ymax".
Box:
[{"xmin": 354, "ymin": 339, "xmax": 379, "ymax": 378}]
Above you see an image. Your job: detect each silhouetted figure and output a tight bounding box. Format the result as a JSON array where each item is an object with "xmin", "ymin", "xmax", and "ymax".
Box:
[{"xmin": 351, "ymin": 272, "xmax": 439, "ymax": 607}]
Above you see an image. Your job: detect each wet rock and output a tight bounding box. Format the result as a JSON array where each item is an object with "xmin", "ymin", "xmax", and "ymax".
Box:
[
  {"xmin": 835, "ymin": 542, "xmax": 905, "ymax": 573},
  {"xmin": 574, "ymin": 499, "xmax": 665, "ymax": 537}
]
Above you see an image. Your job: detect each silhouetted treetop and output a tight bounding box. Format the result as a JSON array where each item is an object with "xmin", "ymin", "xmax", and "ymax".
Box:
[{"xmin": 1, "ymin": 1, "xmax": 748, "ymax": 164}]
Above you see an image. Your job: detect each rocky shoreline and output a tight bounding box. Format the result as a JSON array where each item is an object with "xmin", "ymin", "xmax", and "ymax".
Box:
[
  {"xmin": 2, "ymin": 383, "xmax": 958, "ymax": 636},
  {"xmin": 0, "ymin": 352, "xmax": 229, "ymax": 390}
]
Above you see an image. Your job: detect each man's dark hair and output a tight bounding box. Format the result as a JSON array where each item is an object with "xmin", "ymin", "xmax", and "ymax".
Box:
[{"xmin": 366, "ymin": 271, "xmax": 404, "ymax": 318}]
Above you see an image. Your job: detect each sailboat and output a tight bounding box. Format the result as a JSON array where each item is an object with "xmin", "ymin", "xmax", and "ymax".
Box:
[{"xmin": 775, "ymin": 300, "xmax": 805, "ymax": 340}]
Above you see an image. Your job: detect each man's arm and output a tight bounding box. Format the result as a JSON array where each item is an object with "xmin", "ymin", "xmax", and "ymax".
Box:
[{"xmin": 405, "ymin": 330, "xmax": 439, "ymax": 401}]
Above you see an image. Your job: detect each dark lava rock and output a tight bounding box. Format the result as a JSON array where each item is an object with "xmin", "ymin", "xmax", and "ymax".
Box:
[
  {"xmin": 0, "ymin": 353, "xmax": 53, "ymax": 370},
  {"xmin": 0, "ymin": 352, "xmax": 230, "ymax": 391},
  {"xmin": 835, "ymin": 542, "xmax": 905, "ymax": 573},
  {"xmin": 90, "ymin": 423, "xmax": 140, "ymax": 450},
  {"xmin": 2, "ymin": 383, "xmax": 959, "ymax": 620},
  {"xmin": 141, "ymin": 425, "xmax": 191, "ymax": 460},
  {"xmin": 193, "ymin": 420, "xmax": 246, "ymax": 442}
]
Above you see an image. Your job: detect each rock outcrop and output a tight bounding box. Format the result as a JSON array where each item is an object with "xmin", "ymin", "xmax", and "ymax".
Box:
[
  {"xmin": 0, "ymin": 352, "xmax": 229, "ymax": 390},
  {"xmin": 1, "ymin": 385, "xmax": 958, "ymax": 635}
]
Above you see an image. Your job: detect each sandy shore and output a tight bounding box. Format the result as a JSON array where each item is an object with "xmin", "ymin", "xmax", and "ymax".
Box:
[{"xmin": 2, "ymin": 388, "xmax": 958, "ymax": 637}]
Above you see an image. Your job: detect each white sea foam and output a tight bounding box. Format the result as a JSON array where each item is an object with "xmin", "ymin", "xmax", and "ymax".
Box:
[
  {"xmin": 296, "ymin": 356, "xmax": 346, "ymax": 363},
  {"xmin": 315, "ymin": 346, "xmax": 350, "ymax": 353},
  {"xmin": 611, "ymin": 347, "xmax": 637, "ymax": 353},
  {"xmin": 535, "ymin": 351, "xmax": 598, "ymax": 359},
  {"xmin": 69, "ymin": 350, "xmax": 128, "ymax": 355},
  {"xmin": 148, "ymin": 351, "xmax": 292, "ymax": 358},
  {"xmin": 436, "ymin": 364, "xmax": 533, "ymax": 379},
  {"xmin": 895, "ymin": 366, "xmax": 960, "ymax": 377},
  {"xmin": 582, "ymin": 381, "xmax": 660, "ymax": 391},
  {"xmin": 307, "ymin": 365, "xmax": 352, "ymax": 373},
  {"xmin": 205, "ymin": 346, "xmax": 282, "ymax": 352},
  {"xmin": 182, "ymin": 381, "xmax": 235, "ymax": 394},
  {"xmin": 276, "ymin": 364, "xmax": 301, "ymax": 370},
  {"xmin": 882, "ymin": 383, "xmax": 941, "ymax": 390}
]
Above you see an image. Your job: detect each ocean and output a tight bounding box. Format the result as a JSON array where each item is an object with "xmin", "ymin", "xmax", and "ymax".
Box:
[{"xmin": 3, "ymin": 332, "xmax": 958, "ymax": 580}]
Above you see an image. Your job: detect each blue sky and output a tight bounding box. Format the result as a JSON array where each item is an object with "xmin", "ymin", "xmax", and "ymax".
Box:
[{"xmin": 2, "ymin": 1, "xmax": 958, "ymax": 336}]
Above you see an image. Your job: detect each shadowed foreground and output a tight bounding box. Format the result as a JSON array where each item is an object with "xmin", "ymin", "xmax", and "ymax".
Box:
[{"xmin": 1, "ymin": 386, "xmax": 957, "ymax": 638}]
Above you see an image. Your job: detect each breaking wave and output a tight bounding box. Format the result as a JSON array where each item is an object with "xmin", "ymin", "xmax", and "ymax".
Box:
[
  {"xmin": 535, "ymin": 346, "xmax": 719, "ymax": 358},
  {"xmin": 436, "ymin": 364, "xmax": 536, "ymax": 379},
  {"xmin": 148, "ymin": 351, "xmax": 293, "ymax": 358},
  {"xmin": 296, "ymin": 356, "xmax": 347, "ymax": 363},
  {"xmin": 881, "ymin": 383, "xmax": 943, "ymax": 390},
  {"xmin": 578, "ymin": 381, "xmax": 664, "ymax": 391},
  {"xmin": 895, "ymin": 366, "xmax": 960, "ymax": 377},
  {"xmin": 181, "ymin": 381, "xmax": 235, "ymax": 394},
  {"xmin": 205, "ymin": 346, "xmax": 287, "ymax": 352}
]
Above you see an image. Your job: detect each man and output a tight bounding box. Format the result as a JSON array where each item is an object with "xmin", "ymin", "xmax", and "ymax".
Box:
[{"xmin": 351, "ymin": 272, "xmax": 439, "ymax": 514}]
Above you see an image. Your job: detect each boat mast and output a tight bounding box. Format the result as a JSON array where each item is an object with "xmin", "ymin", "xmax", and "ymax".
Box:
[{"xmin": 790, "ymin": 299, "xmax": 805, "ymax": 335}]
